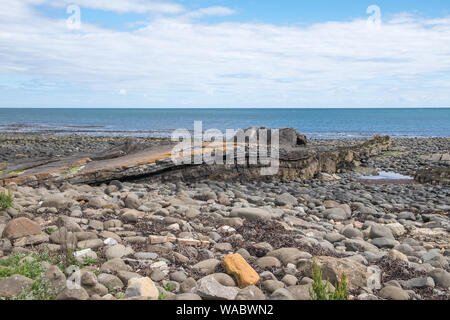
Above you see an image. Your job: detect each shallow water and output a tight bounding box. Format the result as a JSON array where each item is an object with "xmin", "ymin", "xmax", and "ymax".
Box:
[{"xmin": 360, "ymin": 171, "xmax": 414, "ymax": 181}]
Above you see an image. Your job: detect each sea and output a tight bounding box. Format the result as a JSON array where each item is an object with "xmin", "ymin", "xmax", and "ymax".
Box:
[{"xmin": 0, "ymin": 108, "xmax": 448, "ymax": 139}]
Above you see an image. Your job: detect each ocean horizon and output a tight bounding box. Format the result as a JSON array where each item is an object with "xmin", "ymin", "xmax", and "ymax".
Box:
[{"xmin": 0, "ymin": 108, "xmax": 449, "ymax": 139}]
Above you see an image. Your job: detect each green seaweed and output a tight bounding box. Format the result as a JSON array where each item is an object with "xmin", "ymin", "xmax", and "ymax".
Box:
[
  {"xmin": 6, "ymin": 169, "xmax": 26, "ymax": 176},
  {"xmin": 60, "ymin": 166, "xmax": 84, "ymax": 176},
  {"xmin": 379, "ymin": 150, "xmax": 405, "ymax": 158}
]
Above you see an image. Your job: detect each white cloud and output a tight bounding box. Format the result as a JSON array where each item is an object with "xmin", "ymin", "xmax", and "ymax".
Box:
[
  {"xmin": 25, "ymin": 0, "xmax": 185, "ymax": 14},
  {"xmin": 1, "ymin": 0, "xmax": 450, "ymax": 107},
  {"xmin": 119, "ymin": 89, "xmax": 127, "ymax": 95},
  {"xmin": 182, "ymin": 6, "xmax": 236, "ymax": 20}
]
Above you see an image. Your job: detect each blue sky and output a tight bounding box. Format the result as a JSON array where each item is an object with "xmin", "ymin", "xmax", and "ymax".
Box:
[
  {"xmin": 1, "ymin": 0, "xmax": 450, "ymax": 108},
  {"xmin": 38, "ymin": 0, "xmax": 450, "ymax": 28}
]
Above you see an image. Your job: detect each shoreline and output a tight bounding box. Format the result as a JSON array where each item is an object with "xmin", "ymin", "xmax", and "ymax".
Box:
[
  {"xmin": 1, "ymin": 131, "xmax": 448, "ymax": 162},
  {"xmin": 1, "ymin": 128, "xmax": 449, "ymax": 139}
]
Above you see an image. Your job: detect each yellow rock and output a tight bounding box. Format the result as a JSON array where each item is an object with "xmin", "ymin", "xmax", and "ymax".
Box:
[{"xmin": 223, "ymin": 253, "xmax": 260, "ymax": 288}]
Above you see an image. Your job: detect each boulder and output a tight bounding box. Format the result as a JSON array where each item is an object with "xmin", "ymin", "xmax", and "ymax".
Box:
[
  {"xmin": 275, "ymin": 193, "xmax": 298, "ymax": 206},
  {"xmin": 286, "ymin": 284, "xmax": 312, "ymax": 300},
  {"xmin": 267, "ymin": 248, "xmax": 312, "ymax": 265},
  {"xmin": 44, "ymin": 265, "xmax": 66, "ymax": 294},
  {"xmin": 125, "ymin": 277, "xmax": 158, "ymax": 299},
  {"xmin": 0, "ymin": 274, "xmax": 34, "ymax": 298},
  {"xmin": 223, "ymin": 253, "xmax": 260, "ymax": 288},
  {"xmin": 256, "ymin": 256, "xmax": 282, "ymax": 269},
  {"xmin": 379, "ymin": 286, "xmax": 410, "ymax": 300},
  {"xmin": 195, "ymin": 276, "xmax": 239, "ymax": 300},
  {"xmin": 270, "ymin": 288, "xmax": 295, "ymax": 300},
  {"xmin": 369, "ymin": 224, "xmax": 394, "ymax": 239},
  {"xmin": 124, "ymin": 193, "xmax": 141, "ymax": 210},
  {"xmin": 230, "ymin": 208, "xmax": 271, "ymax": 221},
  {"xmin": 41, "ymin": 195, "xmax": 71, "ymax": 209},
  {"xmin": 428, "ymin": 268, "xmax": 450, "ymax": 289},
  {"xmin": 323, "ymin": 207, "xmax": 349, "ymax": 221},
  {"xmin": 2, "ymin": 217, "xmax": 41, "ymax": 240},
  {"xmin": 192, "ymin": 259, "xmax": 221, "ymax": 275},
  {"xmin": 298, "ymin": 256, "xmax": 368, "ymax": 290},
  {"xmin": 105, "ymin": 244, "xmax": 134, "ymax": 260},
  {"xmin": 235, "ymin": 285, "xmax": 266, "ymax": 300},
  {"xmin": 100, "ymin": 258, "xmax": 132, "ymax": 274},
  {"xmin": 97, "ymin": 273, "xmax": 124, "ymax": 290},
  {"xmin": 56, "ymin": 287, "xmax": 90, "ymax": 300}
]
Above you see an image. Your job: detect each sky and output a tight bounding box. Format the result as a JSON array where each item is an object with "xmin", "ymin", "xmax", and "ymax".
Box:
[{"xmin": 0, "ymin": 0, "xmax": 449, "ymax": 108}]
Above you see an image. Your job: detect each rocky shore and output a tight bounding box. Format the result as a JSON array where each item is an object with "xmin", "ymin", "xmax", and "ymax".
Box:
[{"xmin": 0, "ymin": 132, "xmax": 449, "ymax": 300}]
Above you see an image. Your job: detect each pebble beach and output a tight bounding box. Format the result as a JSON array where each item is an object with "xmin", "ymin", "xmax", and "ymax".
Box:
[{"xmin": 0, "ymin": 133, "xmax": 449, "ymax": 300}]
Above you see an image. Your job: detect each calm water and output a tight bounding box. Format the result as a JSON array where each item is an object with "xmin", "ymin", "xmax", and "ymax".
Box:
[{"xmin": 0, "ymin": 108, "xmax": 448, "ymax": 139}]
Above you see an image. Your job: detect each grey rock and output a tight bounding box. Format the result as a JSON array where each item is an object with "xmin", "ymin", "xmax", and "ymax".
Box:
[
  {"xmin": 44, "ymin": 265, "xmax": 66, "ymax": 294},
  {"xmin": 56, "ymin": 287, "xmax": 90, "ymax": 300},
  {"xmin": 400, "ymin": 277, "xmax": 435, "ymax": 289},
  {"xmin": 325, "ymin": 232, "xmax": 346, "ymax": 243},
  {"xmin": 195, "ymin": 276, "xmax": 239, "ymax": 300},
  {"xmin": 150, "ymin": 269, "xmax": 166, "ymax": 282},
  {"xmin": 134, "ymin": 252, "xmax": 158, "ymax": 260},
  {"xmin": 342, "ymin": 226, "xmax": 363, "ymax": 239},
  {"xmin": 100, "ymin": 258, "xmax": 132, "ymax": 274},
  {"xmin": 214, "ymin": 242, "xmax": 233, "ymax": 252},
  {"xmin": 269, "ymin": 288, "xmax": 295, "ymax": 300},
  {"xmin": 235, "ymin": 285, "xmax": 266, "ymax": 300},
  {"xmin": 124, "ymin": 193, "xmax": 141, "ymax": 210},
  {"xmin": 88, "ymin": 220, "xmax": 104, "ymax": 231},
  {"xmin": 125, "ymin": 277, "xmax": 159, "ymax": 299},
  {"xmin": 344, "ymin": 239, "xmax": 379, "ymax": 252},
  {"xmin": 323, "ymin": 207, "xmax": 349, "ymax": 221},
  {"xmin": 281, "ymin": 274, "xmax": 298, "ymax": 287},
  {"xmin": 256, "ymin": 256, "xmax": 282, "ymax": 269},
  {"xmin": 369, "ymin": 224, "xmax": 394, "ymax": 239},
  {"xmin": 181, "ymin": 277, "xmax": 197, "ymax": 293},
  {"xmin": 78, "ymin": 238, "xmax": 104, "ymax": 249},
  {"xmin": 267, "ymin": 248, "xmax": 312, "ymax": 265},
  {"xmin": 275, "ymin": 193, "xmax": 298, "ymax": 206},
  {"xmin": 192, "ymin": 259, "xmax": 221, "ymax": 275},
  {"xmin": 286, "ymin": 284, "xmax": 312, "ymax": 300},
  {"xmin": 230, "ymin": 208, "xmax": 271, "ymax": 221},
  {"xmin": 117, "ymin": 270, "xmax": 142, "ymax": 284},
  {"xmin": 379, "ymin": 286, "xmax": 410, "ymax": 300},
  {"xmin": 42, "ymin": 195, "xmax": 70, "ymax": 209},
  {"xmin": 105, "ymin": 244, "xmax": 134, "ymax": 260},
  {"xmin": 88, "ymin": 197, "xmax": 105, "ymax": 209},
  {"xmin": 97, "ymin": 273, "xmax": 124, "ymax": 290},
  {"xmin": 398, "ymin": 212, "xmax": 416, "ymax": 221},
  {"xmin": 0, "ymin": 274, "xmax": 34, "ymax": 298},
  {"xmin": 372, "ymin": 237, "xmax": 397, "ymax": 249},
  {"xmin": 263, "ymin": 280, "xmax": 285, "ymax": 293},
  {"xmin": 170, "ymin": 271, "xmax": 187, "ymax": 283},
  {"xmin": 210, "ymin": 273, "xmax": 236, "ymax": 287},
  {"xmin": 172, "ymin": 293, "xmax": 202, "ymax": 300},
  {"xmin": 428, "ymin": 268, "xmax": 450, "ymax": 289}
]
